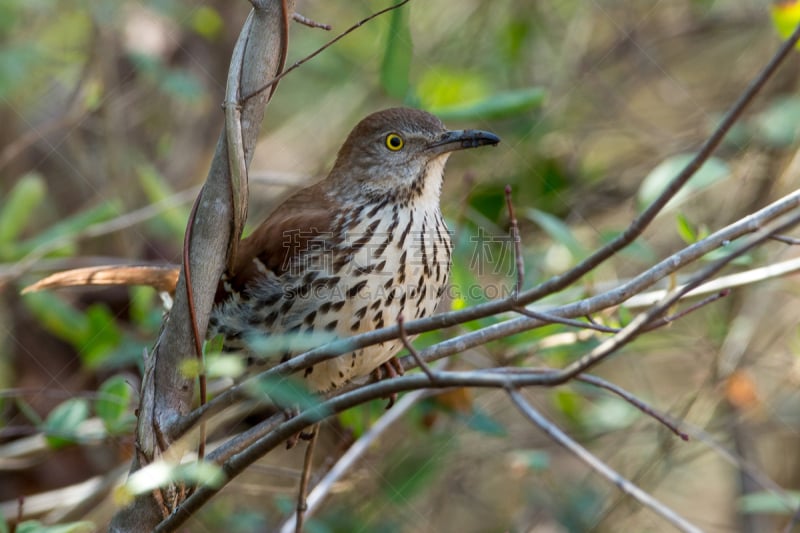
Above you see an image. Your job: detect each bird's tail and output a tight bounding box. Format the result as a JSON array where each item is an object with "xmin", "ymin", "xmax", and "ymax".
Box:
[{"xmin": 22, "ymin": 265, "xmax": 181, "ymax": 294}]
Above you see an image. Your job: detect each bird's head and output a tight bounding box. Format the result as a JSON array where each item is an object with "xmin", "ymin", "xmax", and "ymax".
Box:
[{"xmin": 328, "ymin": 107, "xmax": 499, "ymax": 202}]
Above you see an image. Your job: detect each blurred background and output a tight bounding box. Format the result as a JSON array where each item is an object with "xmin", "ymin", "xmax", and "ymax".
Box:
[{"xmin": 3, "ymin": 0, "xmax": 800, "ymax": 531}]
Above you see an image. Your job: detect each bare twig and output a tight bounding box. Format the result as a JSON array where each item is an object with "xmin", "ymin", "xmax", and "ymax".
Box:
[
  {"xmin": 292, "ymin": 12, "xmax": 331, "ymax": 30},
  {"xmin": 506, "ymin": 389, "xmax": 701, "ymax": 533},
  {"xmin": 769, "ymin": 234, "xmax": 800, "ymax": 245},
  {"xmin": 504, "ymin": 185, "xmax": 524, "ymax": 296},
  {"xmin": 642, "ymin": 290, "xmax": 729, "ymax": 331},
  {"xmin": 512, "ymin": 306, "xmax": 619, "ymax": 334},
  {"xmin": 397, "ymin": 316, "xmax": 437, "ymax": 382},
  {"xmin": 295, "ymin": 423, "xmax": 319, "ymax": 533},
  {"xmin": 242, "ymin": 0, "xmax": 411, "ymax": 102},
  {"xmin": 278, "ymin": 389, "xmax": 430, "ymax": 533},
  {"xmin": 574, "ymin": 374, "xmax": 688, "ymax": 440}
]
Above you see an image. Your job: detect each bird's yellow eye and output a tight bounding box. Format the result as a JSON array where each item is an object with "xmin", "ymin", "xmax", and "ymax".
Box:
[{"xmin": 385, "ymin": 133, "xmax": 404, "ymax": 151}]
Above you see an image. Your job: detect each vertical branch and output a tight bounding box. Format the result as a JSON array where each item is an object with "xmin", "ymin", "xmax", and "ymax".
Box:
[{"xmin": 109, "ymin": 2, "xmax": 295, "ymax": 531}]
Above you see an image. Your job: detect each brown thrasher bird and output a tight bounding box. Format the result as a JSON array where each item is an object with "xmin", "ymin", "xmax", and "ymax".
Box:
[{"xmin": 25, "ymin": 108, "xmax": 499, "ymax": 391}]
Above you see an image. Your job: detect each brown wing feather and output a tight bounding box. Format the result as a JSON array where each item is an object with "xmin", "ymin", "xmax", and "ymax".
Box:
[{"xmin": 224, "ymin": 182, "xmax": 335, "ymax": 296}]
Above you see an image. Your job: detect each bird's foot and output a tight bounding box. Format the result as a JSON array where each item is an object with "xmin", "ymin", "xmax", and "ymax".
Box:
[{"xmin": 371, "ymin": 357, "xmax": 405, "ymax": 409}]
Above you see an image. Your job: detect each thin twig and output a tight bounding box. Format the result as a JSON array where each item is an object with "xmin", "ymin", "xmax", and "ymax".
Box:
[
  {"xmin": 278, "ymin": 389, "xmax": 430, "ymax": 533},
  {"xmin": 770, "ymin": 234, "xmax": 800, "ymax": 245},
  {"xmin": 397, "ymin": 316, "xmax": 437, "ymax": 382},
  {"xmin": 574, "ymin": 374, "xmax": 688, "ymax": 440},
  {"xmin": 506, "ymin": 389, "xmax": 701, "ymax": 533},
  {"xmin": 513, "ymin": 306, "xmax": 619, "ymax": 334},
  {"xmin": 242, "ymin": 0, "xmax": 411, "ymax": 102},
  {"xmin": 642, "ymin": 290, "xmax": 729, "ymax": 331},
  {"xmin": 292, "ymin": 12, "xmax": 332, "ymax": 30},
  {"xmin": 504, "ymin": 185, "xmax": 524, "ymax": 297},
  {"xmin": 295, "ymin": 423, "xmax": 319, "ymax": 533}
]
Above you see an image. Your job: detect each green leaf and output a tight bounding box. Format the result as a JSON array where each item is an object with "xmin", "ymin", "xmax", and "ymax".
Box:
[
  {"xmin": 203, "ymin": 353, "xmax": 247, "ymax": 379},
  {"xmin": 380, "ymin": 3, "xmax": 412, "ymax": 100},
  {"xmin": 117, "ymin": 461, "xmax": 225, "ymax": 505},
  {"xmin": 417, "ymin": 66, "xmax": 489, "ymax": 110},
  {"xmin": 245, "ymin": 377, "xmax": 327, "ymax": 415},
  {"xmin": 430, "ymin": 87, "xmax": 546, "ymax": 121},
  {"xmin": 509, "ymin": 449, "xmax": 550, "ymax": 471},
  {"xmin": 638, "ymin": 154, "xmax": 730, "ymax": 212},
  {"xmin": 739, "ymin": 490, "xmax": 800, "ymax": 515},
  {"xmin": 11, "ymin": 201, "xmax": 120, "ymax": 260},
  {"xmin": 43, "ymin": 398, "xmax": 90, "ymax": 448},
  {"xmin": 190, "ymin": 6, "xmax": 224, "ymax": 40},
  {"xmin": 22, "ymin": 292, "xmax": 88, "ymax": 346},
  {"xmin": 675, "ymin": 212, "xmax": 697, "ymax": 243},
  {"xmin": 0, "ymin": 173, "xmax": 46, "ymax": 248},
  {"xmin": 16, "ymin": 520, "xmax": 96, "ymax": 533},
  {"xmin": 458, "ymin": 407, "xmax": 506, "ymax": 436},
  {"xmin": 96, "ymin": 376, "xmax": 134, "ymax": 434},
  {"xmin": 80, "ymin": 304, "xmax": 123, "ymax": 368},
  {"xmin": 136, "ymin": 165, "xmax": 189, "ymax": 237},
  {"xmin": 752, "ymin": 96, "xmax": 800, "ymax": 147},
  {"xmin": 524, "ymin": 208, "xmax": 586, "ymax": 260}
]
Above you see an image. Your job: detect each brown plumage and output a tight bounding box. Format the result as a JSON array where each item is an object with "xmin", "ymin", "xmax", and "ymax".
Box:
[{"xmin": 24, "ymin": 108, "xmax": 499, "ymax": 391}]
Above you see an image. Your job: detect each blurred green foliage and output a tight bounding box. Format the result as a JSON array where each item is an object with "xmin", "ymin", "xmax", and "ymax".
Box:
[{"xmin": 3, "ymin": 1, "xmax": 800, "ymax": 532}]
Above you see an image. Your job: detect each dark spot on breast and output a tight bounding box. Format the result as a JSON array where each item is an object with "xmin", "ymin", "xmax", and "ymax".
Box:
[
  {"xmin": 263, "ymin": 311, "xmax": 278, "ymax": 327},
  {"xmin": 397, "ymin": 213, "xmax": 413, "ymax": 249},
  {"xmin": 353, "ymin": 264, "xmax": 375, "ymax": 276},
  {"xmin": 347, "ymin": 280, "xmax": 368, "ymax": 298},
  {"xmin": 280, "ymin": 299, "xmax": 294, "ymax": 314},
  {"xmin": 325, "ymin": 320, "xmax": 338, "ymax": 331},
  {"xmin": 304, "ymin": 366, "xmax": 314, "ymax": 377},
  {"xmin": 332, "ymin": 300, "xmax": 346, "ymax": 312},
  {"xmin": 257, "ymin": 291, "xmax": 282, "ymax": 309},
  {"xmin": 416, "ymin": 284, "xmax": 427, "ymax": 306},
  {"xmin": 280, "ymin": 351, "xmax": 291, "ymax": 363},
  {"xmin": 355, "ymin": 306, "xmax": 368, "ymax": 319},
  {"xmin": 304, "ymin": 310, "xmax": 317, "ymax": 325},
  {"xmin": 350, "ymin": 320, "xmax": 361, "ymax": 332},
  {"xmin": 370, "ymin": 299, "xmax": 382, "ymax": 310}
]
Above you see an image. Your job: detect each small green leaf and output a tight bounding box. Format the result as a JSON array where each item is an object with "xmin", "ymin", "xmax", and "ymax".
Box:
[
  {"xmin": 11, "ymin": 201, "xmax": 120, "ymax": 260},
  {"xmin": 430, "ymin": 87, "xmax": 546, "ymax": 121},
  {"xmin": 417, "ymin": 66, "xmax": 489, "ymax": 109},
  {"xmin": 0, "ymin": 173, "xmax": 46, "ymax": 248},
  {"xmin": 245, "ymin": 377, "xmax": 327, "ymax": 415},
  {"xmin": 509, "ymin": 449, "xmax": 550, "ymax": 471},
  {"xmin": 96, "ymin": 376, "xmax": 134, "ymax": 434},
  {"xmin": 190, "ymin": 6, "xmax": 224, "ymax": 40},
  {"xmin": 16, "ymin": 520, "xmax": 96, "ymax": 533},
  {"xmin": 525, "ymin": 208, "xmax": 586, "ymax": 260},
  {"xmin": 204, "ymin": 353, "xmax": 247, "ymax": 379},
  {"xmin": 43, "ymin": 398, "xmax": 90, "ymax": 448},
  {"xmin": 380, "ymin": 3, "xmax": 412, "ymax": 99},
  {"xmin": 118, "ymin": 460, "xmax": 225, "ymax": 504},
  {"xmin": 675, "ymin": 212, "xmax": 697, "ymax": 243},
  {"xmin": 80, "ymin": 304, "xmax": 123, "ymax": 368},
  {"xmin": 752, "ymin": 96, "xmax": 800, "ymax": 147},
  {"xmin": 638, "ymin": 154, "xmax": 730, "ymax": 211},
  {"xmin": 22, "ymin": 292, "xmax": 88, "ymax": 346},
  {"xmin": 458, "ymin": 407, "xmax": 506, "ymax": 436},
  {"xmin": 739, "ymin": 490, "xmax": 800, "ymax": 515}
]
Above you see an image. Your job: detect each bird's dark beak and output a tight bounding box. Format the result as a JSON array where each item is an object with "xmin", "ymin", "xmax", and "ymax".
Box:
[{"xmin": 428, "ymin": 129, "xmax": 500, "ymax": 155}]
